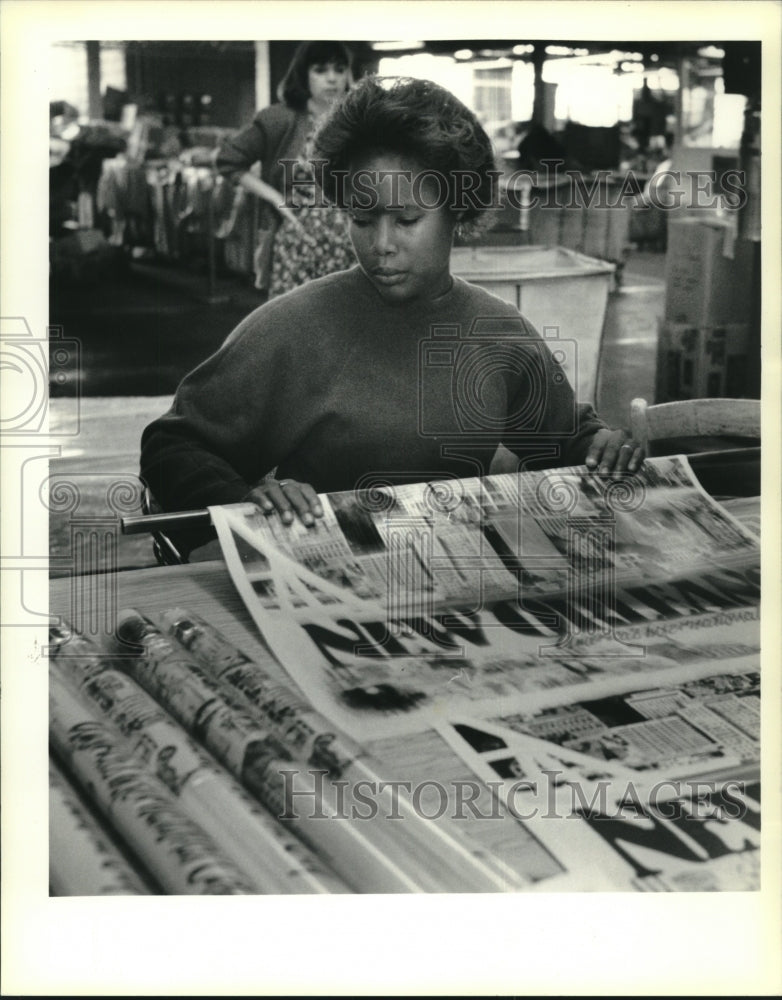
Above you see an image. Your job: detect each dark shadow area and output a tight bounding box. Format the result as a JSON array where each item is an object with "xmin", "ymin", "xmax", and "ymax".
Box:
[{"xmin": 49, "ymin": 260, "xmax": 263, "ymax": 397}]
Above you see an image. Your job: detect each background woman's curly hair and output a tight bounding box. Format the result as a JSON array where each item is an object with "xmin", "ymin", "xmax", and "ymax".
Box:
[{"xmin": 313, "ymin": 76, "xmax": 501, "ymax": 233}]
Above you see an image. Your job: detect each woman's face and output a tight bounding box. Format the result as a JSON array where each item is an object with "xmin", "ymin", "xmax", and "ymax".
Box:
[
  {"xmin": 307, "ymin": 61, "xmax": 350, "ymax": 108},
  {"xmin": 346, "ymin": 152, "xmax": 459, "ymax": 305}
]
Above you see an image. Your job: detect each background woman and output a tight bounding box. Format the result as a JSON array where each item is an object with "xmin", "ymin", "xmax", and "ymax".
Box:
[{"xmin": 217, "ymin": 40, "xmax": 356, "ymax": 297}]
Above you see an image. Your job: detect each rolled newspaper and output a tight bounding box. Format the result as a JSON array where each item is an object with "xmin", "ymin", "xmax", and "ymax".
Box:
[
  {"xmin": 117, "ymin": 608, "xmax": 514, "ymax": 891},
  {"xmin": 51, "ymin": 624, "xmax": 348, "ymax": 894},
  {"xmin": 159, "ymin": 608, "xmax": 527, "ymax": 892},
  {"xmin": 49, "ymin": 758, "xmax": 152, "ymax": 895},
  {"xmin": 49, "ymin": 671, "xmax": 258, "ymax": 895}
]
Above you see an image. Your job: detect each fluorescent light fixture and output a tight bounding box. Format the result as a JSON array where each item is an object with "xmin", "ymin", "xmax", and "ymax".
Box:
[
  {"xmin": 370, "ymin": 40, "xmax": 425, "ymax": 51},
  {"xmin": 454, "ymin": 49, "xmax": 473, "ymax": 60},
  {"xmin": 473, "ymin": 57, "xmax": 512, "ymax": 69},
  {"xmin": 512, "ymin": 44, "xmax": 535, "ymax": 55}
]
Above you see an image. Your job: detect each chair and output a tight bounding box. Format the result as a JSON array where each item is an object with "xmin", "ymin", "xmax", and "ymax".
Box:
[
  {"xmin": 142, "ymin": 487, "xmax": 189, "ymax": 566},
  {"xmin": 630, "ymin": 397, "xmax": 761, "ymax": 455}
]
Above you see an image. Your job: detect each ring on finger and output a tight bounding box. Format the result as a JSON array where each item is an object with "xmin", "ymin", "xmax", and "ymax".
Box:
[{"xmin": 277, "ymin": 479, "xmax": 292, "ymax": 488}]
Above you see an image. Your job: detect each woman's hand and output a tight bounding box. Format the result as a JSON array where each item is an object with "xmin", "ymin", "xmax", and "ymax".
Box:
[
  {"xmin": 584, "ymin": 428, "xmax": 645, "ymax": 478},
  {"xmin": 278, "ymin": 206, "xmax": 319, "ymax": 248},
  {"xmin": 239, "ymin": 173, "xmax": 316, "ymax": 244},
  {"xmin": 246, "ymin": 478, "xmax": 324, "ymax": 527},
  {"xmin": 279, "ymin": 205, "xmax": 305, "ymax": 233}
]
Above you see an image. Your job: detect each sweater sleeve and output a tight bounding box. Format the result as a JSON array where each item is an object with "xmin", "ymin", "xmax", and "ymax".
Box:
[
  {"xmin": 215, "ymin": 108, "xmax": 272, "ymax": 181},
  {"xmin": 501, "ymin": 315, "xmax": 608, "ymax": 468},
  {"xmin": 215, "ymin": 104, "xmax": 298, "ymax": 183},
  {"xmin": 139, "ymin": 306, "xmax": 303, "ymax": 514}
]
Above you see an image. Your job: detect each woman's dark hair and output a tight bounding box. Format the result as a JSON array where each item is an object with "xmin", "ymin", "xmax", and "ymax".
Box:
[
  {"xmin": 278, "ymin": 41, "xmax": 353, "ymax": 111},
  {"xmin": 312, "ymin": 76, "xmax": 500, "ymax": 226}
]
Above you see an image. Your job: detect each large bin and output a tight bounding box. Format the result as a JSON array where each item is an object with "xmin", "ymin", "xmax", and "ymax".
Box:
[{"xmin": 450, "ymin": 245, "xmax": 615, "ymax": 404}]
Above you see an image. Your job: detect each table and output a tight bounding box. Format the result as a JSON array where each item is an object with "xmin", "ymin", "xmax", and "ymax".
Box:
[
  {"xmin": 49, "ymin": 396, "xmax": 173, "ymax": 576},
  {"xmin": 49, "ymin": 468, "xmax": 761, "ymax": 893},
  {"xmin": 49, "ymin": 561, "xmax": 562, "ymax": 889}
]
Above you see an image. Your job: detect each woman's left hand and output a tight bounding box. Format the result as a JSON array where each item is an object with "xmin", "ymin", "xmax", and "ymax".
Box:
[{"xmin": 584, "ymin": 428, "xmax": 645, "ymax": 478}]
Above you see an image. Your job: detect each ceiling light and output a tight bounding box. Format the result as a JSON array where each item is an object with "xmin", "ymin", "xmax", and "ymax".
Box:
[
  {"xmin": 370, "ymin": 40, "xmax": 425, "ymax": 51},
  {"xmin": 698, "ymin": 45, "xmax": 726, "ymax": 59}
]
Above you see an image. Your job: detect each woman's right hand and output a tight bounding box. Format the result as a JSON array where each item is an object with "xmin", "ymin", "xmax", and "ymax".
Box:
[
  {"xmin": 246, "ymin": 477, "xmax": 324, "ymax": 527},
  {"xmin": 239, "ymin": 173, "xmax": 318, "ymax": 247},
  {"xmin": 279, "ymin": 205, "xmax": 304, "ymax": 232}
]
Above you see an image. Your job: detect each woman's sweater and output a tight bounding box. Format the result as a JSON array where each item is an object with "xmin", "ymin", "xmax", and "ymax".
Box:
[
  {"xmin": 140, "ymin": 266, "xmax": 606, "ymax": 513},
  {"xmin": 216, "ymin": 103, "xmax": 310, "ymax": 191}
]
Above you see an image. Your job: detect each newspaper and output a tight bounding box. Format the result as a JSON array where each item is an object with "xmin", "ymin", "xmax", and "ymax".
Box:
[
  {"xmin": 49, "ymin": 759, "xmax": 152, "ymax": 896},
  {"xmin": 113, "ymin": 611, "xmax": 515, "ymax": 891},
  {"xmin": 50, "ymin": 623, "xmax": 351, "ymax": 895},
  {"xmin": 210, "ymin": 456, "xmax": 760, "ymax": 741},
  {"xmin": 49, "ymin": 671, "xmax": 260, "ymax": 895},
  {"xmin": 434, "ymin": 704, "xmax": 760, "ymax": 892}
]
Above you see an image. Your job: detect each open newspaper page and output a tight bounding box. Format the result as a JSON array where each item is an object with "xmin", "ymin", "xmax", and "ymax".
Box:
[
  {"xmin": 209, "ymin": 455, "xmax": 760, "ymax": 742},
  {"xmin": 435, "ymin": 678, "xmax": 760, "ymax": 892}
]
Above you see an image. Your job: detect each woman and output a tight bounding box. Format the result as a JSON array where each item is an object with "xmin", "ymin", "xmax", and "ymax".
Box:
[
  {"xmin": 217, "ymin": 40, "xmax": 356, "ymax": 297},
  {"xmin": 142, "ymin": 77, "xmax": 643, "ymax": 550}
]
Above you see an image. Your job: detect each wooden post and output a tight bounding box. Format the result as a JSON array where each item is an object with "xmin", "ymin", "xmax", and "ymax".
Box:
[
  {"xmin": 531, "ymin": 43, "xmax": 547, "ymax": 126},
  {"xmin": 254, "ymin": 40, "xmax": 271, "ymax": 109},
  {"xmin": 86, "ymin": 41, "xmax": 102, "ymax": 119}
]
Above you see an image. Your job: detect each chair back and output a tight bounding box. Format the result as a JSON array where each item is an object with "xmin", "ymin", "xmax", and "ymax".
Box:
[{"xmin": 630, "ymin": 397, "xmax": 760, "ymax": 454}]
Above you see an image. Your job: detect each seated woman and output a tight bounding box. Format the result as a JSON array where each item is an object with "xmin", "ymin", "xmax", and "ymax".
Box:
[{"xmin": 140, "ymin": 77, "xmax": 643, "ymax": 554}]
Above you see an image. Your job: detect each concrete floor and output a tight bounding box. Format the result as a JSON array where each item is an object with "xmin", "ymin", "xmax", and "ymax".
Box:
[
  {"xmin": 596, "ymin": 250, "xmax": 665, "ymax": 427},
  {"xmin": 48, "ymin": 248, "xmax": 665, "ymax": 574}
]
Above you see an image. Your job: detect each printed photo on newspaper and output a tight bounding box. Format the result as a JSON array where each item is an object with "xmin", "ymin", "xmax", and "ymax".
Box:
[
  {"xmin": 435, "ymin": 694, "xmax": 760, "ymax": 892},
  {"xmin": 209, "ymin": 455, "xmax": 760, "ymax": 742}
]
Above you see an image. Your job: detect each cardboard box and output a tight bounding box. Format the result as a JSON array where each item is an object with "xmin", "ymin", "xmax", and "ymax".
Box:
[
  {"xmin": 655, "ymin": 321, "xmax": 750, "ymax": 402},
  {"xmin": 665, "ymin": 217, "xmax": 754, "ymax": 326}
]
